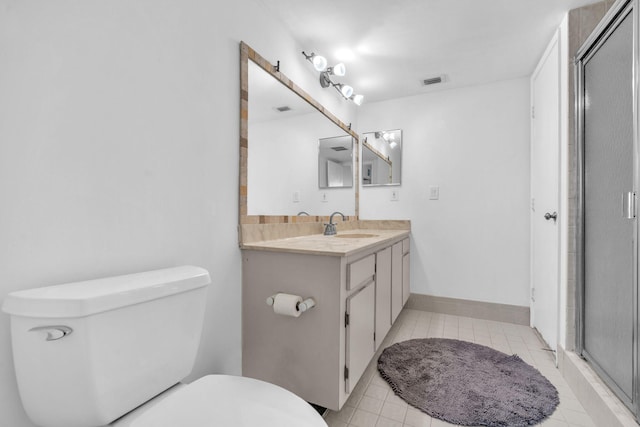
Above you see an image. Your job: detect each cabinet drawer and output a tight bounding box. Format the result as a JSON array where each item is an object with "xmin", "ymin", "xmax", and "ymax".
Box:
[
  {"xmin": 402, "ymin": 238, "xmax": 410, "ymax": 255},
  {"xmin": 347, "ymin": 254, "xmax": 375, "ymax": 290}
]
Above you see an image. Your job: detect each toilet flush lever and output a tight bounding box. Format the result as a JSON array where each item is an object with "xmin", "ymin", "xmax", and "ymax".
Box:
[{"xmin": 29, "ymin": 325, "xmax": 73, "ymax": 341}]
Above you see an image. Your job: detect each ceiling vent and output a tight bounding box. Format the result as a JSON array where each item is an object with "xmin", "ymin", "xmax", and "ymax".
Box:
[
  {"xmin": 422, "ymin": 75, "xmax": 447, "ymax": 86},
  {"xmin": 275, "ymin": 105, "xmax": 292, "ymax": 112},
  {"xmin": 331, "ymin": 146, "xmax": 348, "ymax": 151}
]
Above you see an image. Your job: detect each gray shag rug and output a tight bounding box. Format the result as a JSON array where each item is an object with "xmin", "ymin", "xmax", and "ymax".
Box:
[{"xmin": 377, "ymin": 338, "xmax": 559, "ymax": 426}]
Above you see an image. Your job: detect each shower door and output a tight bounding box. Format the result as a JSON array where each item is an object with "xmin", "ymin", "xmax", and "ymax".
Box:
[{"xmin": 577, "ymin": 1, "xmax": 638, "ymax": 415}]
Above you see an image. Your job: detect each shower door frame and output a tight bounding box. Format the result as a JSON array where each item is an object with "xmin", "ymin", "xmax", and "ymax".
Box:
[{"xmin": 576, "ymin": 0, "xmax": 639, "ymax": 417}]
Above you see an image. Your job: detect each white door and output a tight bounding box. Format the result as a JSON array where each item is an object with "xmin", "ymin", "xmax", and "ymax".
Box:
[{"xmin": 530, "ymin": 31, "xmax": 560, "ymax": 357}]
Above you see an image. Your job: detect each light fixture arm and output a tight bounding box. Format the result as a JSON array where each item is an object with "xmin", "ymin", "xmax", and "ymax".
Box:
[
  {"xmin": 301, "ymin": 50, "xmax": 363, "ymax": 105},
  {"xmin": 302, "ymin": 51, "xmax": 327, "ymax": 72},
  {"xmin": 331, "ymin": 82, "xmax": 348, "ymax": 99}
]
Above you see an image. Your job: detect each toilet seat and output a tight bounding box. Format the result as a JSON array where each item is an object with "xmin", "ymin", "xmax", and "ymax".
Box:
[{"xmin": 127, "ymin": 375, "xmax": 327, "ymax": 427}]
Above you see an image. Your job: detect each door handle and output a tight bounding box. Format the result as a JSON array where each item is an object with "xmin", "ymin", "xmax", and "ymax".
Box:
[
  {"xmin": 622, "ymin": 192, "xmax": 636, "ymax": 219},
  {"xmin": 544, "ymin": 212, "xmax": 557, "ymax": 222}
]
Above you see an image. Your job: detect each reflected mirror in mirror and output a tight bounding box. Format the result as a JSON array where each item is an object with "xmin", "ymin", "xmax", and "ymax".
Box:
[
  {"xmin": 362, "ymin": 129, "xmax": 402, "ymax": 186},
  {"xmin": 318, "ymin": 135, "xmax": 353, "ymax": 189},
  {"xmin": 247, "ymin": 60, "xmax": 356, "ymax": 216}
]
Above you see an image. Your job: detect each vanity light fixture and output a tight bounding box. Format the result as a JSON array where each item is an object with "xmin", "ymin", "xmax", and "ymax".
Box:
[
  {"xmin": 337, "ymin": 83, "xmax": 353, "ymax": 98},
  {"xmin": 319, "ymin": 63, "xmax": 347, "ymax": 88},
  {"xmin": 328, "ymin": 63, "xmax": 346, "ymax": 77},
  {"xmin": 350, "ymin": 94, "xmax": 364, "ymax": 106},
  {"xmin": 302, "ymin": 52, "xmax": 328, "ymax": 71},
  {"xmin": 302, "ymin": 50, "xmax": 364, "ymax": 105}
]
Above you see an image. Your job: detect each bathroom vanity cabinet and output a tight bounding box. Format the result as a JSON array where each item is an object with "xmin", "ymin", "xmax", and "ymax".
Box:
[
  {"xmin": 375, "ymin": 239, "xmax": 410, "ymax": 351},
  {"xmin": 241, "ymin": 231, "xmax": 410, "ymax": 411}
]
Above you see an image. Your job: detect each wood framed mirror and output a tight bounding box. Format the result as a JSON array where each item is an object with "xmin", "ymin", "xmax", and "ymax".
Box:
[{"xmin": 239, "ymin": 42, "xmax": 359, "ymax": 242}]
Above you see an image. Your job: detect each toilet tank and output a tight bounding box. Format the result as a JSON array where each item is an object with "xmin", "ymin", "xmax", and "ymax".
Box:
[{"xmin": 1, "ymin": 266, "xmax": 210, "ymax": 427}]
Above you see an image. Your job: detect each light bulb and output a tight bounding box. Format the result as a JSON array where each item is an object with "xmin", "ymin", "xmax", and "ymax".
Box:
[
  {"xmin": 312, "ymin": 55, "xmax": 327, "ymax": 71},
  {"xmin": 332, "ymin": 63, "xmax": 346, "ymax": 76},
  {"xmin": 351, "ymin": 94, "xmax": 364, "ymax": 105},
  {"xmin": 340, "ymin": 84, "xmax": 353, "ymax": 98}
]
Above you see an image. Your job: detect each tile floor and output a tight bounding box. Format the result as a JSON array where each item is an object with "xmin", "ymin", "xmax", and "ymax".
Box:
[{"xmin": 323, "ymin": 308, "xmax": 596, "ymax": 427}]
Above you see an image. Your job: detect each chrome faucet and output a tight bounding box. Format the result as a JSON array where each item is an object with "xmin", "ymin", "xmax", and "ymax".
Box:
[
  {"xmin": 324, "ymin": 211, "xmax": 345, "ymax": 236},
  {"xmin": 297, "ymin": 211, "xmax": 310, "ymax": 216}
]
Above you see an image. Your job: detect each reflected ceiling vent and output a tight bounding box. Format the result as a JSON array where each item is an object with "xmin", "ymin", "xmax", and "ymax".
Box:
[
  {"xmin": 422, "ymin": 75, "xmax": 448, "ymax": 86},
  {"xmin": 275, "ymin": 105, "xmax": 292, "ymax": 112},
  {"xmin": 331, "ymin": 146, "xmax": 348, "ymax": 151}
]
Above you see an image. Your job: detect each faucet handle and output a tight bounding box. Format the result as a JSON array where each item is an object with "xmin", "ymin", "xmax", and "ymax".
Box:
[{"xmin": 324, "ymin": 223, "xmax": 337, "ymax": 236}]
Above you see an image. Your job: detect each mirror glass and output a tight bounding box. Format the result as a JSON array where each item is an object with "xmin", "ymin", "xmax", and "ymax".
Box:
[
  {"xmin": 361, "ymin": 129, "xmax": 402, "ymax": 186},
  {"xmin": 247, "ymin": 60, "xmax": 356, "ymax": 216},
  {"xmin": 318, "ymin": 135, "xmax": 353, "ymax": 188}
]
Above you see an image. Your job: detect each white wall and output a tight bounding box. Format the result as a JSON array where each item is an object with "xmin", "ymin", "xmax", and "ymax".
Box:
[
  {"xmin": 0, "ymin": 1, "xmax": 356, "ymax": 426},
  {"xmin": 558, "ymin": 14, "xmax": 570, "ymax": 350},
  {"xmin": 357, "ymin": 78, "xmax": 531, "ymax": 306},
  {"xmin": 248, "ymin": 112, "xmax": 355, "ymax": 216}
]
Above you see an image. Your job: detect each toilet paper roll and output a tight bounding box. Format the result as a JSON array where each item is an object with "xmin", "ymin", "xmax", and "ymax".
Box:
[{"xmin": 272, "ymin": 293, "xmax": 303, "ymax": 318}]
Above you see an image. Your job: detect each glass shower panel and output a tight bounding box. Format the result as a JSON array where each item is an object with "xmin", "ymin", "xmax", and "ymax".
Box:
[{"xmin": 583, "ymin": 10, "xmax": 634, "ymax": 402}]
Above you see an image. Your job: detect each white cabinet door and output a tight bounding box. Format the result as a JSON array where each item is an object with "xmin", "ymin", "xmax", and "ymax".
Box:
[
  {"xmin": 375, "ymin": 247, "xmax": 392, "ymax": 350},
  {"xmin": 391, "ymin": 242, "xmax": 403, "ymax": 323},
  {"xmin": 345, "ymin": 281, "xmax": 375, "ymax": 393},
  {"xmin": 402, "ymin": 238, "xmax": 410, "ymax": 306}
]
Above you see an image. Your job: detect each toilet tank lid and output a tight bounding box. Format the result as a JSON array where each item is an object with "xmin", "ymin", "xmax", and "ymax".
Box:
[{"xmin": 2, "ymin": 266, "xmax": 211, "ymax": 318}]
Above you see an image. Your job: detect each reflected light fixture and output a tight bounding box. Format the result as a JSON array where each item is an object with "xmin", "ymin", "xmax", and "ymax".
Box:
[
  {"xmin": 302, "ymin": 50, "xmax": 364, "ymax": 105},
  {"xmin": 376, "ymin": 131, "xmax": 397, "ymax": 148},
  {"xmin": 383, "ymin": 132, "xmax": 397, "ymax": 149}
]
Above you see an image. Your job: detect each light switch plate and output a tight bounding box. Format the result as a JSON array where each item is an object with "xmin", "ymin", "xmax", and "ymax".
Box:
[
  {"xmin": 391, "ymin": 189, "xmax": 399, "ymax": 201},
  {"xmin": 293, "ymin": 191, "xmax": 300, "ymax": 203},
  {"xmin": 321, "ymin": 192, "xmax": 328, "ymax": 203}
]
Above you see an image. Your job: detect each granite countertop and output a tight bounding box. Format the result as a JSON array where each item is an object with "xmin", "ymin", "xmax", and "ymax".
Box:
[{"xmin": 240, "ymin": 228, "xmax": 410, "ymax": 257}]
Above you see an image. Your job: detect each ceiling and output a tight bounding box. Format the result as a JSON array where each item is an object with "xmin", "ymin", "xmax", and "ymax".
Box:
[{"xmin": 257, "ymin": 0, "xmax": 602, "ymax": 103}]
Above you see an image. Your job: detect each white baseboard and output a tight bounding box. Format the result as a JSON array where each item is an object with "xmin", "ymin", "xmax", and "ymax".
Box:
[{"xmin": 407, "ymin": 293, "xmax": 530, "ymax": 325}]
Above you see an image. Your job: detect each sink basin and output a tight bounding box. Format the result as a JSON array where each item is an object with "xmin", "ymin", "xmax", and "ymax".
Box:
[{"xmin": 334, "ymin": 233, "xmax": 378, "ymax": 239}]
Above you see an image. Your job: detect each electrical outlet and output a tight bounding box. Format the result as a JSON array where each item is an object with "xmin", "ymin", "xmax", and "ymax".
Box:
[
  {"xmin": 429, "ymin": 186, "xmax": 439, "ymax": 200},
  {"xmin": 391, "ymin": 189, "xmax": 399, "ymax": 201}
]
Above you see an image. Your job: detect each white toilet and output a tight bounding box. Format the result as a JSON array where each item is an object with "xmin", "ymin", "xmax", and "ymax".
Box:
[{"xmin": 2, "ymin": 266, "xmax": 327, "ymax": 427}]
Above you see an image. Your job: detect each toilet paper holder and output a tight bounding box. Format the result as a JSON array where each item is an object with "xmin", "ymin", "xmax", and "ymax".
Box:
[{"xmin": 266, "ymin": 293, "xmax": 316, "ymax": 313}]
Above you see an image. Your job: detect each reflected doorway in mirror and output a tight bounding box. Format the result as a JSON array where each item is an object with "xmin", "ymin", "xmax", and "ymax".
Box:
[{"xmin": 318, "ymin": 135, "xmax": 354, "ymax": 189}]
